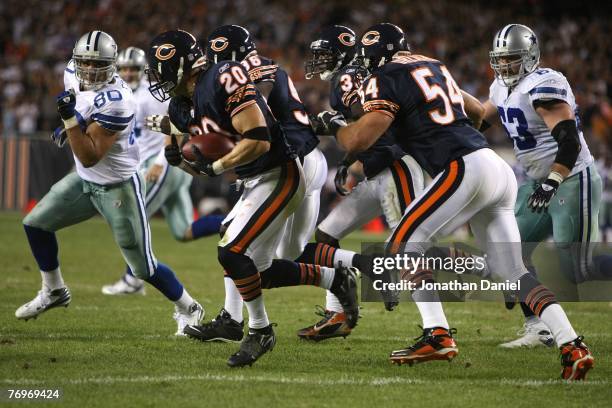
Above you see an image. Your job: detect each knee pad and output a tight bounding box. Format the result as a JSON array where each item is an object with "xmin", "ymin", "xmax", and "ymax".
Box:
[{"xmin": 315, "ymin": 228, "xmax": 340, "ymax": 247}]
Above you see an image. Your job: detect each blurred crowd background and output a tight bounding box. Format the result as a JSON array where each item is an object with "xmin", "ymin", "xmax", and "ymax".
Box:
[{"xmin": 0, "ymin": 0, "xmax": 611, "ymax": 236}]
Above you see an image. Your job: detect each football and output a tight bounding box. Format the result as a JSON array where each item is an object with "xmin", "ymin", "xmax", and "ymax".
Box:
[{"xmin": 181, "ymin": 132, "xmax": 236, "ymax": 161}]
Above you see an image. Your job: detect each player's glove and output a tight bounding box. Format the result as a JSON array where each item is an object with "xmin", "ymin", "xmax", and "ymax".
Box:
[
  {"xmin": 528, "ymin": 173, "xmax": 562, "ymax": 213},
  {"xmin": 145, "ymin": 115, "xmax": 182, "ymax": 136},
  {"xmin": 334, "ymin": 162, "xmax": 350, "ymax": 196},
  {"xmin": 164, "ymin": 134, "xmax": 183, "ymax": 166},
  {"xmin": 56, "ymin": 89, "xmax": 79, "ymax": 129},
  {"xmin": 187, "ymin": 145, "xmax": 219, "ymax": 177},
  {"xmin": 50, "ymin": 126, "xmax": 68, "ymax": 148},
  {"xmin": 309, "ymin": 110, "xmax": 347, "ymax": 136}
]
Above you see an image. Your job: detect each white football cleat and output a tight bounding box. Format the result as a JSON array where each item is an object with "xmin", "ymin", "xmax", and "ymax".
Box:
[
  {"xmin": 174, "ymin": 302, "xmax": 204, "ymax": 336},
  {"xmin": 499, "ymin": 319, "xmax": 554, "ymax": 348},
  {"xmin": 101, "ymin": 277, "xmax": 145, "ymax": 295},
  {"xmin": 15, "ymin": 287, "xmax": 71, "ymax": 320}
]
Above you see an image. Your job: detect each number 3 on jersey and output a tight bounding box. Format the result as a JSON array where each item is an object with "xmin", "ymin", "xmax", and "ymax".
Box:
[{"xmin": 497, "ymin": 107, "xmax": 536, "ymax": 150}]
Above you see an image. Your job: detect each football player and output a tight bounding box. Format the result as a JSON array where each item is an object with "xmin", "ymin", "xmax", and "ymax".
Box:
[
  {"xmin": 146, "ymin": 30, "xmax": 358, "ymax": 367},
  {"xmin": 181, "ymin": 25, "xmax": 328, "ymax": 342},
  {"xmin": 481, "ymin": 24, "xmax": 604, "ymax": 349},
  {"xmin": 17, "ymin": 31, "xmax": 203, "ymax": 336},
  {"xmin": 298, "ymin": 25, "xmax": 425, "ymax": 341},
  {"xmin": 101, "ymin": 47, "xmax": 224, "ymax": 296},
  {"xmin": 316, "ymin": 23, "xmax": 593, "ymax": 380}
]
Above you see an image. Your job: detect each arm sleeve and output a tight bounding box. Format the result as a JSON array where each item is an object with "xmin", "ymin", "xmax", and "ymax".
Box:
[
  {"xmin": 91, "ymin": 96, "xmax": 134, "ymax": 132},
  {"xmin": 527, "ymin": 74, "xmax": 572, "ymax": 106},
  {"xmin": 248, "ymin": 60, "xmax": 278, "ymax": 84},
  {"xmin": 360, "ymin": 73, "xmax": 401, "ymax": 119}
]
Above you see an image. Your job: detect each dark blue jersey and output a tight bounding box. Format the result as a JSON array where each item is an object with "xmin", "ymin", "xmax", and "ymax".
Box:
[
  {"xmin": 360, "ymin": 54, "xmax": 488, "ymax": 177},
  {"xmin": 331, "ymin": 65, "xmax": 404, "ymax": 178},
  {"xmin": 191, "ymin": 61, "xmax": 293, "ymax": 178},
  {"xmin": 242, "ymin": 54, "xmax": 319, "ymax": 158}
]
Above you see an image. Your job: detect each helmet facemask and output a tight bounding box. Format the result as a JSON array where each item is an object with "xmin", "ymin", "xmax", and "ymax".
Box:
[
  {"xmin": 305, "ymin": 47, "xmax": 342, "ymax": 80},
  {"xmin": 74, "ymin": 58, "xmax": 116, "ymax": 90},
  {"xmin": 146, "ymin": 66, "xmax": 176, "ymax": 102}
]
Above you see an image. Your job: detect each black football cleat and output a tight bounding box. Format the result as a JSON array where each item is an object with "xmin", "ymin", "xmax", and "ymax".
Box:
[
  {"xmin": 184, "ymin": 308, "xmax": 244, "ymax": 343},
  {"xmin": 330, "ymin": 266, "xmax": 360, "ymax": 329},
  {"xmin": 227, "ymin": 324, "xmax": 276, "ymax": 368}
]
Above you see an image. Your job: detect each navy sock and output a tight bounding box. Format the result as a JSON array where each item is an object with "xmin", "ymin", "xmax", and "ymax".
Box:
[
  {"xmin": 125, "ymin": 265, "xmax": 135, "ymax": 277},
  {"xmin": 145, "ymin": 262, "xmax": 184, "ymax": 301},
  {"xmin": 23, "ymin": 224, "xmax": 59, "ymax": 271},
  {"xmin": 191, "ymin": 215, "xmax": 224, "ymax": 239}
]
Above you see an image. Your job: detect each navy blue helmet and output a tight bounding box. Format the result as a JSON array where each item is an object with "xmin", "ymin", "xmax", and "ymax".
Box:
[
  {"xmin": 146, "ymin": 29, "xmax": 206, "ymax": 102},
  {"xmin": 305, "ymin": 25, "xmax": 356, "ymax": 80},
  {"xmin": 357, "ymin": 23, "xmax": 410, "ymax": 72},
  {"xmin": 206, "ymin": 25, "xmax": 256, "ymax": 63}
]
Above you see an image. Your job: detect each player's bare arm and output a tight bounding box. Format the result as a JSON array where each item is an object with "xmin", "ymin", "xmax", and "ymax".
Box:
[
  {"xmin": 536, "ymin": 100, "xmax": 579, "ymax": 178},
  {"xmin": 480, "ymin": 99, "xmax": 502, "ymax": 131},
  {"xmin": 460, "ymin": 90, "xmax": 485, "ymax": 130},
  {"xmin": 336, "ymin": 111, "xmax": 393, "ymax": 153},
  {"xmin": 66, "ymin": 122, "xmax": 118, "ymax": 168}
]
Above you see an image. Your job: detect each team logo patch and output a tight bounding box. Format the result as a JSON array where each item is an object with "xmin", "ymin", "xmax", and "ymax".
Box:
[
  {"xmin": 155, "ymin": 44, "xmax": 176, "ymax": 61},
  {"xmin": 362, "ymin": 31, "xmax": 380, "ymax": 46},
  {"xmin": 210, "ymin": 37, "xmax": 229, "ymax": 52},
  {"xmin": 338, "ymin": 32, "xmax": 355, "ymax": 46}
]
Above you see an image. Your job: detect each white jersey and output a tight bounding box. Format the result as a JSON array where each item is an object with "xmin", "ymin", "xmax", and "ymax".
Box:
[
  {"xmin": 489, "ymin": 68, "xmax": 593, "ymax": 181},
  {"xmin": 64, "ymin": 60, "xmax": 139, "ymax": 185},
  {"xmin": 132, "ymin": 78, "xmax": 169, "ymax": 162}
]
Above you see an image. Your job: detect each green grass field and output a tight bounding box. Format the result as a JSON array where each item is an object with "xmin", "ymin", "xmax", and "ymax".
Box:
[{"xmin": 0, "ymin": 211, "xmax": 610, "ymax": 407}]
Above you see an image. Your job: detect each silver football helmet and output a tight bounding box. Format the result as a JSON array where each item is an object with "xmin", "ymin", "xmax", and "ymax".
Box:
[
  {"xmin": 73, "ymin": 30, "xmax": 118, "ymax": 90},
  {"xmin": 489, "ymin": 24, "xmax": 540, "ymax": 87},
  {"xmin": 117, "ymin": 47, "xmax": 146, "ymax": 90}
]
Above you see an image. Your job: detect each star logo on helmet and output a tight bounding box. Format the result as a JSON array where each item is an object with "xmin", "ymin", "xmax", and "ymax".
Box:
[
  {"xmin": 338, "ymin": 33, "xmax": 355, "ymax": 46},
  {"xmin": 210, "ymin": 37, "xmax": 229, "ymax": 52},
  {"xmin": 362, "ymin": 31, "xmax": 380, "ymax": 46},
  {"xmin": 529, "ymin": 34, "xmax": 537, "ymax": 44},
  {"xmin": 155, "ymin": 44, "xmax": 176, "ymax": 61}
]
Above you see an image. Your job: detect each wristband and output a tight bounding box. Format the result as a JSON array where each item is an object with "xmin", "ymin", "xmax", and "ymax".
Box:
[
  {"xmin": 212, "ymin": 160, "xmax": 225, "ymax": 175},
  {"xmin": 547, "ymin": 171, "xmax": 564, "ymax": 185},
  {"xmin": 62, "ymin": 116, "xmax": 79, "ymax": 130}
]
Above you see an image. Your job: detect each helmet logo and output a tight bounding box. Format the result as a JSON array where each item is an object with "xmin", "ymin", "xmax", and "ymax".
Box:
[
  {"xmin": 362, "ymin": 31, "xmax": 380, "ymax": 46},
  {"xmin": 155, "ymin": 44, "xmax": 176, "ymax": 61},
  {"xmin": 210, "ymin": 37, "xmax": 229, "ymax": 52},
  {"xmin": 338, "ymin": 33, "xmax": 355, "ymax": 46}
]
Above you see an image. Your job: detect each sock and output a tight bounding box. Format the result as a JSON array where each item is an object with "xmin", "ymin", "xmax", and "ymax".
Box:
[
  {"xmin": 244, "ymin": 295, "xmax": 270, "ymax": 329},
  {"xmin": 24, "ymin": 225, "xmax": 59, "ymax": 271},
  {"xmin": 223, "ymin": 273, "xmax": 244, "ymax": 322},
  {"xmin": 191, "ymin": 215, "xmax": 224, "ymax": 239},
  {"xmin": 174, "ymin": 289, "xmax": 195, "ymax": 311},
  {"xmin": 325, "ymin": 290, "xmax": 343, "ymax": 313},
  {"xmin": 260, "ymin": 259, "xmax": 334, "ymax": 289},
  {"xmin": 295, "ymin": 242, "xmax": 356, "ymax": 268},
  {"xmin": 406, "ymin": 269, "xmax": 449, "ymax": 329},
  {"xmin": 540, "ymin": 304, "xmax": 578, "ymax": 346},
  {"xmin": 145, "ymin": 262, "xmax": 184, "ymax": 301},
  {"xmin": 520, "ymin": 302, "xmax": 536, "ymax": 318},
  {"xmin": 124, "ymin": 266, "xmax": 142, "ymax": 286},
  {"xmin": 40, "ymin": 268, "xmax": 64, "ymax": 291}
]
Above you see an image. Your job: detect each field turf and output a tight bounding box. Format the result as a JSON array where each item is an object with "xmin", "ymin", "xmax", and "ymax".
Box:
[{"xmin": 0, "ymin": 211, "xmax": 610, "ymax": 407}]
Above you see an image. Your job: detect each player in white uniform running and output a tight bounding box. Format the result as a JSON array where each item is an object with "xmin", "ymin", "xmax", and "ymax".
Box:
[
  {"xmin": 16, "ymin": 31, "xmax": 203, "ymax": 336},
  {"xmin": 482, "ymin": 24, "xmax": 605, "ymax": 349},
  {"xmin": 101, "ymin": 47, "xmax": 224, "ymax": 295}
]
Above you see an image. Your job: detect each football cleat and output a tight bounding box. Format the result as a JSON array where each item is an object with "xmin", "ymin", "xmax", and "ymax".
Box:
[
  {"xmin": 227, "ymin": 324, "xmax": 276, "ymax": 368},
  {"xmin": 15, "ymin": 287, "xmax": 71, "ymax": 321},
  {"xmin": 184, "ymin": 308, "xmax": 244, "ymax": 343},
  {"xmin": 560, "ymin": 336, "xmax": 594, "ymax": 381},
  {"xmin": 101, "ymin": 276, "xmax": 145, "ymax": 296},
  {"xmin": 390, "ymin": 327, "xmax": 458, "ymax": 366},
  {"xmin": 297, "ymin": 306, "xmax": 352, "ymax": 341},
  {"xmin": 498, "ymin": 320, "xmax": 554, "ymax": 348},
  {"xmin": 173, "ymin": 301, "xmax": 204, "ymax": 336},
  {"xmin": 329, "ymin": 266, "xmax": 360, "ymax": 329}
]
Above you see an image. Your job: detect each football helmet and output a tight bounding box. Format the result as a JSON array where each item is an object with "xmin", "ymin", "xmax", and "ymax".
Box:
[
  {"xmin": 72, "ymin": 30, "xmax": 117, "ymax": 90},
  {"xmin": 489, "ymin": 24, "xmax": 540, "ymax": 87},
  {"xmin": 146, "ymin": 29, "xmax": 206, "ymax": 102},
  {"xmin": 206, "ymin": 25, "xmax": 256, "ymax": 63},
  {"xmin": 356, "ymin": 23, "xmax": 409, "ymax": 73},
  {"xmin": 117, "ymin": 47, "xmax": 147, "ymax": 90},
  {"xmin": 305, "ymin": 25, "xmax": 356, "ymax": 80}
]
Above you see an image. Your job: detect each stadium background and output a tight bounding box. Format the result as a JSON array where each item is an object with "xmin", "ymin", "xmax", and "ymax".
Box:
[{"xmin": 0, "ymin": 0, "xmax": 610, "ymax": 236}]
